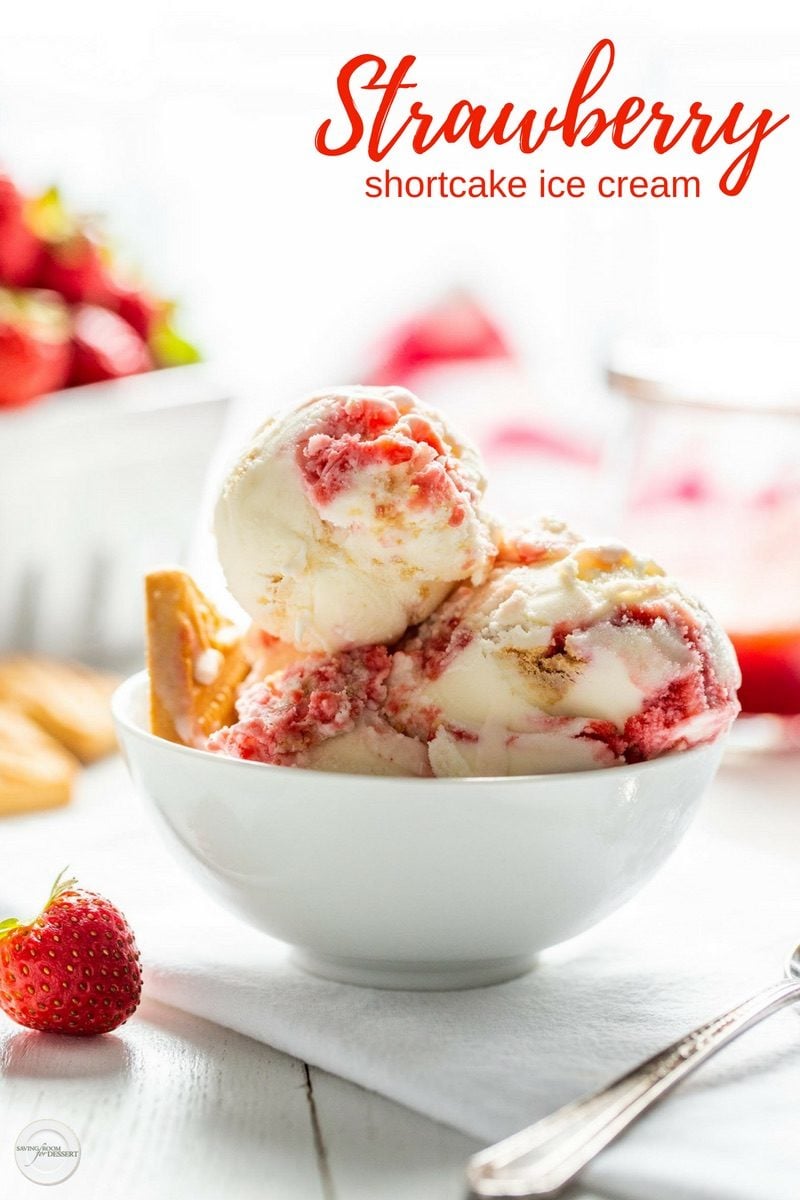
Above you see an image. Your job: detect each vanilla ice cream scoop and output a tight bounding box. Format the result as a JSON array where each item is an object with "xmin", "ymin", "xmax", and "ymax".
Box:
[
  {"xmin": 385, "ymin": 522, "xmax": 741, "ymax": 776},
  {"xmin": 214, "ymin": 386, "xmax": 496, "ymax": 653}
]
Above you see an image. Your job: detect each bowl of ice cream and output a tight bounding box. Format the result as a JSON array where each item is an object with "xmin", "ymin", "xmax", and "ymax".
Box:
[
  {"xmin": 114, "ymin": 670, "xmax": 725, "ymax": 989},
  {"xmin": 115, "ymin": 384, "xmax": 740, "ymax": 989}
]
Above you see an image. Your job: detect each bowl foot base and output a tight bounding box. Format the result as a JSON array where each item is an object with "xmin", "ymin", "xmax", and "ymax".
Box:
[{"xmin": 290, "ymin": 949, "xmax": 539, "ymax": 990}]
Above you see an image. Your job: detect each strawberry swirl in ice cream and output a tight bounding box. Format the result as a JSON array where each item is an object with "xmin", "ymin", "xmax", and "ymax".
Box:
[
  {"xmin": 384, "ymin": 522, "xmax": 740, "ymax": 776},
  {"xmin": 209, "ymin": 644, "xmax": 429, "ymax": 776},
  {"xmin": 214, "ymin": 386, "xmax": 496, "ymax": 654}
]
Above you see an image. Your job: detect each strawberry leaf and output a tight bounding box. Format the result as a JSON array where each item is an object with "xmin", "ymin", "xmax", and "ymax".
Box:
[
  {"xmin": 26, "ymin": 186, "xmax": 74, "ymax": 242},
  {"xmin": 149, "ymin": 318, "xmax": 201, "ymax": 369}
]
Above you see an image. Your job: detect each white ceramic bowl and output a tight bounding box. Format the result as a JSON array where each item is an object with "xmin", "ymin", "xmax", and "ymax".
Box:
[{"xmin": 113, "ymin": 671, "xmax": 724, "ymax": 990}]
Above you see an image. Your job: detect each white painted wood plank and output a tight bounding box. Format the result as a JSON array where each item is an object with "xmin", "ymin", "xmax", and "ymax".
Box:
[
  {"xmin": 308, "ymin": 1063, "xmax": 480, "ymax": 1200},
  {"xmin": 0, "ymin": 998, "xmax": 326, "ymax": 1200}
]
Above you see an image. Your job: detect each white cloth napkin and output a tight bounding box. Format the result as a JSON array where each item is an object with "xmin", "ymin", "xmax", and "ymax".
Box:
[{"xmin": 2, "ymin": 751, "xmax": 799, "ymax": 1200}]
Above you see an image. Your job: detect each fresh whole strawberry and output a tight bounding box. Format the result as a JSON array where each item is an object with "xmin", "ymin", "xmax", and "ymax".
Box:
[
  {"xmin": 70, "ymin": 303, "xmax": 152, "ymax": 385},
  {"xmin": 0, "ymin": 287, "xmax": 71, "ymax": 407},
  {"xmin": 0, "ymin": 176, "xmax": 42, "ymax": 286},
  {"xmin": 0, "ymin": 871, "xmax": 142, "ymax": 1036}
]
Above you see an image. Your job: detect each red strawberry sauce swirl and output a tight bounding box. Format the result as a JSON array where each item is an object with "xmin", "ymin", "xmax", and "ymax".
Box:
[
  {"xmin": 580, "ymin": 603, "xmax": 737, "ymax": 762},
  {"xmin": 296, "ymin": 395, "xmax": 475, "ymax": 524},
  {"xmin": 209, "ymin": 644, "xmax": 391, "ymax": 766},
  {"xmin": 393, "ymin": 581, "xmax": 476, "ymax": 685}
]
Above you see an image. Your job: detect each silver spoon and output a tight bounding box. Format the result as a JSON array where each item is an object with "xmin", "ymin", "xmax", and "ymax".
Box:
[{"xmin": 467, "ymin": 944, "xmax": 800, "ymax": 1198}]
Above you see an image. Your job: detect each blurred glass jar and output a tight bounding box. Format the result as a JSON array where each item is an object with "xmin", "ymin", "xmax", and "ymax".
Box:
[{"xmin": 607, "ymin": 337, "xmax": 800, "ymax": 751}]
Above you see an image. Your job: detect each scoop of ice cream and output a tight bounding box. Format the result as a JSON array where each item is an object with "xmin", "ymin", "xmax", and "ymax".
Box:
[
  {"xmin": 385, "ymin": 521, "xmax": 741, "ymax": 776},
  {"xmin": 214, "ymin": 386, "xmax": 496, "ymax": 653},
  {"xmin": 208, "ymin": 644, "xmax": 430, "ymax": 776}
]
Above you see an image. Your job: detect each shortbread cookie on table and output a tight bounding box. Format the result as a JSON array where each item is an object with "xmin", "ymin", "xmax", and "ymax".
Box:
[
  {"xmin": 0, "ymin": 658, "xmax": 119, "ymax": 764},
  {"xmin": 0, "ymin": 704, "xmax": 78, "ymax": 816}
]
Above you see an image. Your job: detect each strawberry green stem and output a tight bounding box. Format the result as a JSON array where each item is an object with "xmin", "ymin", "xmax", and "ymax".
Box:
[
  {"xmin": 48, "ymin": 866, "xmax": 78, "ymax": 905},
  {"xmin": 0, "ymin": 867, "xmax": 77, "ymax": 941}
]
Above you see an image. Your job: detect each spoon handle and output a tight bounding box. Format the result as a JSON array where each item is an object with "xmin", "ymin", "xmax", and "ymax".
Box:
[{"xmin": 467, "ymin": 977, "xmax": 800, "ymax": 1198}]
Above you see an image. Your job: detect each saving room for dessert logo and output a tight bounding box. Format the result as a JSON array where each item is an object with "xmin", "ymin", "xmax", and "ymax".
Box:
[
  {"xmin": 314, "ymin": 38, "xmax": 790, "ymax": 200},
  {"xmin": 15, "ymin": 1120, "xmax": 81, "ymax": 1185}
]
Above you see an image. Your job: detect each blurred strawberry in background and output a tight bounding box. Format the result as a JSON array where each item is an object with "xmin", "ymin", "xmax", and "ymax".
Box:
[
  {"xmin": 39, "ymin": 230, "xmax": 118, "ymax": 307},
  {"xmin": 114, "ymin": 284, "xmax": 162, "ymax": 339},
  {"xmin": 0, "ymin": 172, "xmax": 199, "ymax": 409},
  {"xmin": 70, "ymin": 304, "xmax": 153, "ymax": 385},
  {"xmin": 28, "ymin": 186, "xmax": 118, "ymax": 307},
  {"xmin": 368, "ymin": 290, "xmax": 509, "ymax": 387},
  {"xmin": 0, "ymin": 288, "xmax": 71, "ymax": 407},
  {"xmin": 0, "ymin": 177, "xmax": 42, "ymax": 286}
]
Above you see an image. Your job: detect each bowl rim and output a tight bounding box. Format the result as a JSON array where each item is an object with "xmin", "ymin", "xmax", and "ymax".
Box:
[{"xmin": 113, "ymin": 669, "xmax": 725, "ymax": 788}]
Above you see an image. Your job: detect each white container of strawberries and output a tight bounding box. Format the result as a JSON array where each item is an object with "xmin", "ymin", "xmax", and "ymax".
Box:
[{"xmin": 0, "ymin": 176, "xmax": 230, "ymax": 668}]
